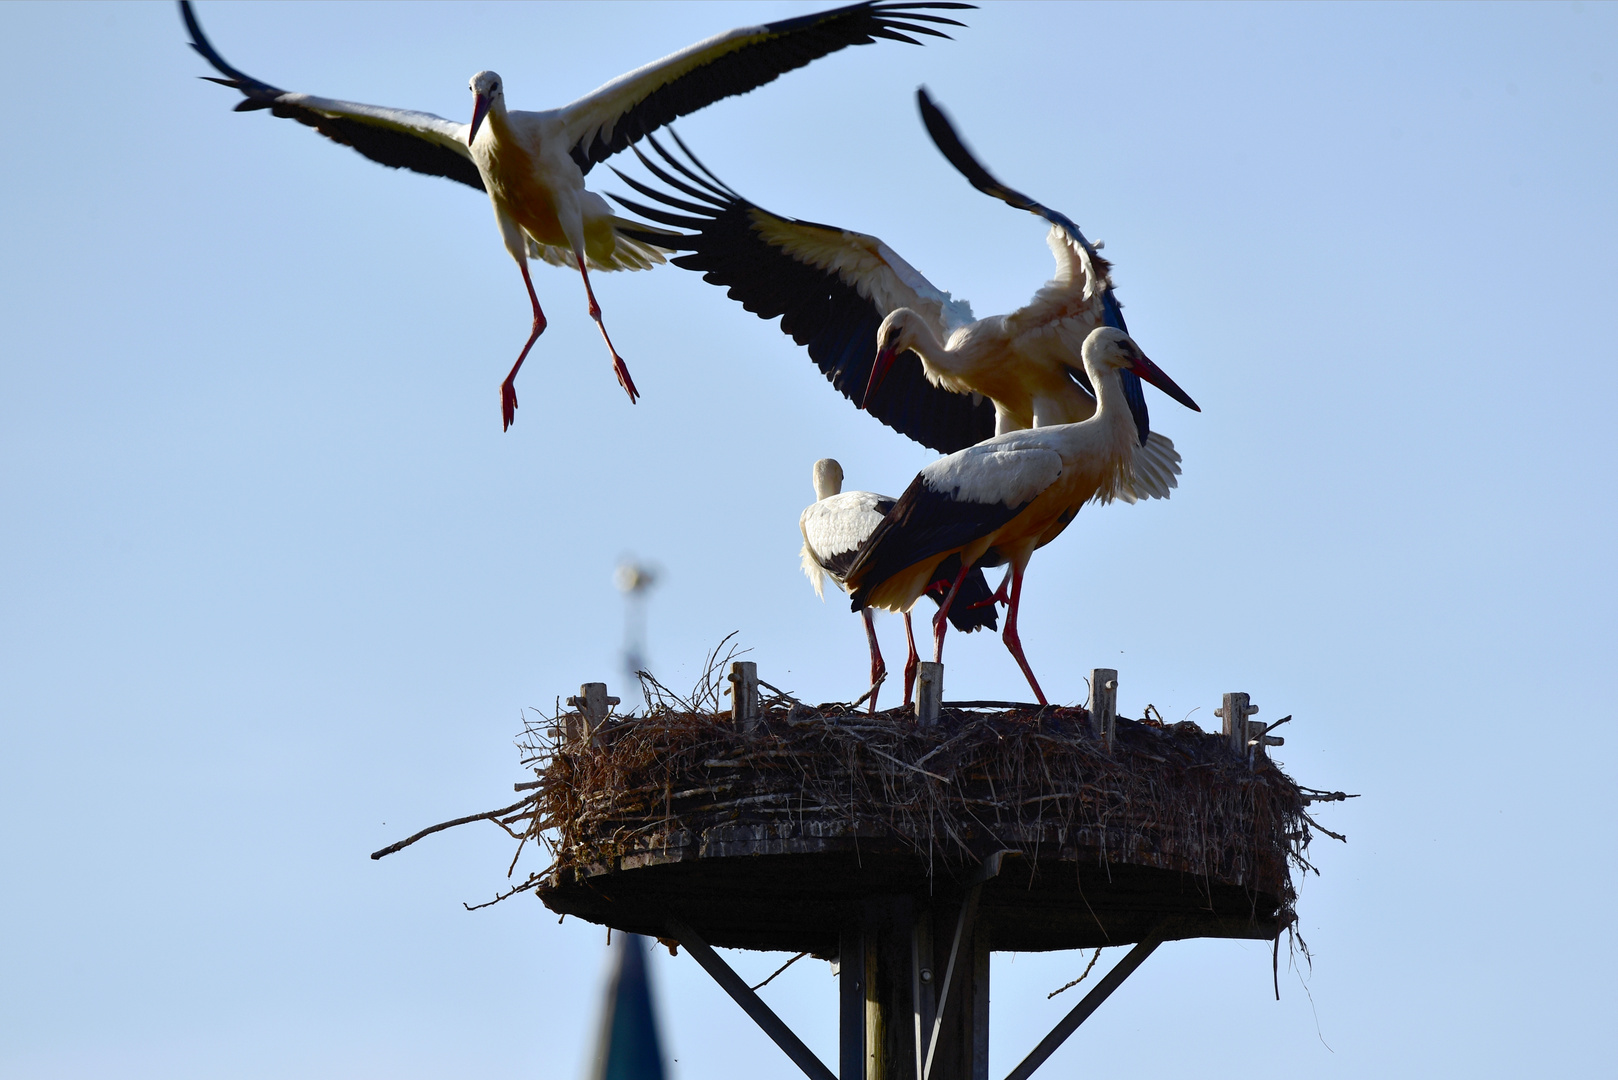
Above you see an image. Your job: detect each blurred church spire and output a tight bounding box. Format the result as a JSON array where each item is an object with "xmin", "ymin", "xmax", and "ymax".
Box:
[{"xmin": 589, "ymin": 933, "xmax": 667, "ymax": 1080}]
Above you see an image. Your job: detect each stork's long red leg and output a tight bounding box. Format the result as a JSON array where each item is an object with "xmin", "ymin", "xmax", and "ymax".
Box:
[
  {"xmin": 861, "ymin": 607, "xmax": 886, "ymax": 714},
  {"xmin": 576, "ymin": 255, "xmax": 639, "ymax": 404},
  {"xmin": 502, "ymin": 261, "xmax": 548, "ymax": 431},
  {"xmin": 1001, "ymin": 562, "xmax": 1048, "ymax": 706},
  {"xmin": 902, "ymin": 611, "xmax": 920, "ymax": 708},
  {"xmin": 931, "ymin": 562, "xmax": 973, "ymax": 664},
  {"xmin": 968, "ymin": 567, "xmax": 1013, "ymax": 610}
]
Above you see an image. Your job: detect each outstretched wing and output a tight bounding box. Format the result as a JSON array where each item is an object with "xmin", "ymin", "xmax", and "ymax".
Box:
[
  {"xmin": 611, "ymin": 133, "xmax": 996, "ymax": 454},
  {"xmin": 917, "ymin": 87, "xmax": 1156, "ymax": 445},
  {"xmin": 561, "ymin": 3, "xmax": 973, "ymax": 174},
  {"xmin": 181, "ymin": 1, "xmax": 484, "ymax": 192}
]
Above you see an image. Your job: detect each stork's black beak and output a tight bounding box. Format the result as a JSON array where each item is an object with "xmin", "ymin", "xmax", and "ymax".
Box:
[{"xmin": 469, "ymin": 92, "xmax": 491, "ymax": 145}]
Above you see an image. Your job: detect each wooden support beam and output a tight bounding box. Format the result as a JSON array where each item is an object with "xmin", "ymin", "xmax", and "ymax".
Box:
[
  {"xmin": 922, "ymin": 852, "xmax": 1005, "ymax": 1079},
  {"xmin": 916, "ymin": 663, "xmax": 943, "ymax": 727},
  {"xmin": 730, "ymin": 662, "xmax": 759, "ymax": 730},
  {"xmin": 666, "ymin": 915, "xmax": 837, "ymax": 1080},
  {"xmin": 1088, "ymin": 669, "xmax": 1117, "ymax": 752},
  {"xmin": 971, "ymin": 934, "xmax": 990, "ymax": 1080},
  {"xmin": 1000, "ymin": 930, "xmax": 1164, "ymax": 1080},
  {"xmin": 839, "ymin": 921, "xmax": 866, "ymax": 1080},
  {"xmin": 564, "ymin": 682, "xmax": 619, "ymax": 740}
]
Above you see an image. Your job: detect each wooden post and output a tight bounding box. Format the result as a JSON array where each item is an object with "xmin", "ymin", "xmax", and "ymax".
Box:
[
  {"xmin": 915, "ymin": 663, "xmax": 943, "ymax": 728},
  {"xmin": 1089, "ymin": 669, "xmax": 1117, "ymax": 752},
  {"xmin": 970, "ymin": 933, "xmax": 990, "ymax": 1080},
  {"xmin": 1216, "ymin": 692, "xmax": 1257, "ymax": 761},
  {"xmin": 730, "ymin": 661, "xmax": 759, "ymax": 730},
  {"xmin": 564, "ymin": 682, "xmax": 618, "ymax": 740},
  {"xmin": 839, "ymin": 921, "xmax": 867, "ymax": 1080}
]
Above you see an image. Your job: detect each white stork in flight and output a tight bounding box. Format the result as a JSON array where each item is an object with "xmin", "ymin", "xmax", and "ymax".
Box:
[
  {"xmin": 842, "ymin": 328, "xmax": 1200, "ymax": 706},
  {"xmin": 800, "ymin": 458, "xmax": 995, "ymax": 711},
  {"xmin": 609, "ymin": 93, "xmax": 1178, "ymax": 500},
  {"xmin": 180, "ymin": 1, "xmax": 971, "ymax": 429}
]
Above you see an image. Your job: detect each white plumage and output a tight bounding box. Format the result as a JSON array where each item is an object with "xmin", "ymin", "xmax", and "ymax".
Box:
[
  {"xmin": 845, "ymin": 328, "xmax": 1201, "ymax": 705},
  {"xmin": 182, "ymin": 0, "xmax": 968, "ymax": 429}
]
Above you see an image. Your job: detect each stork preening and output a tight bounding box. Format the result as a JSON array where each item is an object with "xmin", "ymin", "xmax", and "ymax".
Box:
[
  {"xmin": 801, "ymin": 459, "xmax": 995, "ymax": 711},
  {"xmin": 611, "ymin": 110, "xmax": 1178, "ymax": 500},
  {"xmin": 180, "ymin": 0, "xmax": 971, "ymax": 428},
  {"xmin": 844, "ymin": 328, "xmax": 1200, "ymax": 705}
]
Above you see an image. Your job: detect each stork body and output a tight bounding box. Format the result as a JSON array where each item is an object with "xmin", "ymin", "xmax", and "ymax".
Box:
[
  {"xmin": 612, "ymin": 121, "xmax": 1179, "ymax": 500},
  {"xmin": 180, "ymin": 0, "xmax": 969, "ymax": 428},
  {"xmin": 801, "ymin": 459, "xmax": 994, "ymax": 711},
  {"xmin": 844, "ymin": 329, "xmax": 1200, "ymax": 704}
]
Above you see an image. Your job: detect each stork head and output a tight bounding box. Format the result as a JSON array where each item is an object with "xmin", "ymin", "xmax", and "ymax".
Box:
[
  {"xmin": 468, "ymin": 71, "xmax": 505, "ymax": 144},
  {"xmin": 862, "ymin": 309, "xmax": 921, "ymax": 409},
  {"xmin": 812, "ymin": 458, "xmax": 844, "ymax": 501},
  {"xmin": 1082, "ymin": 327, "xmax": 1200, "ymax": 412}
]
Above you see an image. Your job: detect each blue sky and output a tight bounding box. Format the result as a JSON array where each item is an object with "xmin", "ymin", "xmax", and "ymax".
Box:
[{"xmin": 1, "ymin": 2, "xmax": 1614, "ymax": 1076}]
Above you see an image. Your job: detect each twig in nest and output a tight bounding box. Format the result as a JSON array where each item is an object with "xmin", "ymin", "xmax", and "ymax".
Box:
[
  {"xmin": 463, "ymin": 874, "xmax": 540, "ymax": 911},
  {"xmin": 1299, "ymin": 787, "xmax": 1358, "ymax": 803},
  {"xmin": 371, "ymin": 796, "xmax": 537, "ymax": 860},
  {"xmin": 758, "ymin": 678, "xmax": 801, "ymax": 706},
  {"xmin": 750, "ymin": 951, "xmax": 810, "ymax": 992},
  {"xmin": 1300, "ymin": 810, "xmax": 1347, "ymax": 843},
  {"xmin": 1048, "ymin": 947, "xmax": 1103, "ymax": 998},
  {"xmin": 855, "ymin": 740, "xmax": 949, "ymax": 782},
  {"xmin": 841, "ymin": 674, "xmax": 889, "ymax": 713}
]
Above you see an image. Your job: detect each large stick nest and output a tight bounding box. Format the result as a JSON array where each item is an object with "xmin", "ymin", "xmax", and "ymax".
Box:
[{"xmin": 377, "ymin": 645, "xmax": 1348, "ymax": 952}]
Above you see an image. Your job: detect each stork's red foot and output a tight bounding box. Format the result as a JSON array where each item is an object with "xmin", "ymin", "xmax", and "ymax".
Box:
[
  {"xmin": 501, "ymin": 379, "xmax": 519, "ymax": 431},
  {"xmin": 612, "ymin": 353, "xmax": 640, "ymax": 404},
  {"xmin": 968, "ymin": 574, "xmax": 1012, "ymax": 610}
]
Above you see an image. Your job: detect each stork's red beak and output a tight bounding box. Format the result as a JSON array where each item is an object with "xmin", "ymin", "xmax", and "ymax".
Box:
[
  {"xmin": 862, "ymin": 344, "xmax": 900, "ymax": 410},
  {"xmin": 1130, "ymin": 352, "xmax": 1200, "ymax": 412},
  {"xmin": 469, "ymin": 92, "xmax": 491, "ymax": 145}
]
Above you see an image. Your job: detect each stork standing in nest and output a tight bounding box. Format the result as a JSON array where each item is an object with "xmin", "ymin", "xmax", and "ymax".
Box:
[
  {"xmin": 844, "ymin": 328, "xmax": 1200, "ymax": 705},
  {"xmin": 180, "ymin": 0, "xmax": 971, "ymax": 428},
  {"xmin": 801, "ymin": 459, "xmax": 995, "ymax": 711}
]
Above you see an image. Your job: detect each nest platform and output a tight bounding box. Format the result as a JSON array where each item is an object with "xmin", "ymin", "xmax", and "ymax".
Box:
[{"xmin": 523, "ymin": 700, "xmax": 1312, "ymax": 957}]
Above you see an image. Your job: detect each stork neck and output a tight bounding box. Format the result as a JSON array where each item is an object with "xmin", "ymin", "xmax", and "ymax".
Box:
[
  {"xmin": 896, "ymin": 312, "xmax": 951, "ymax": 370},
  {"xmin": 484, "ymin": 99, "xmax": 518, "ymax": 145},
  {"xmin": 1087, "ymin": 362, "xmax": 1133, "ymax": 432}
]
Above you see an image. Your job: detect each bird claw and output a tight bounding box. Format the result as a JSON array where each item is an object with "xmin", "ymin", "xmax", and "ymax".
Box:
[
  {"xmin": 968, "ymin": 579, "xmax": 1012, "ymax": 610},
  {"xmin": 501, "ymin": 380, "xmax": 519, "ymax": 431},
  {"xmin": 613, "ymin": 355, "xmax": 640, "ymax": 404}
]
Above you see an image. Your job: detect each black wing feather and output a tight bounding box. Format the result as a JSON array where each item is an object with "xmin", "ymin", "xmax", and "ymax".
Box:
[
  {"xmin": 569, "ymin": 3, "xmax": 973, "ymax": 173},
  {"xmin": 612, "ymin": 135, "xmax": 996, "ymax": 454},
  {"xmin": 917, "ymin": 87, "xmax": 1154, "ymax": 444},
  {"xmin": 181, "ymin": 1, "xmax": 486, "ymax": 193},
  {"xmin": 845, "ymin": 474, "xmax": 1027, "ymax": 610}
]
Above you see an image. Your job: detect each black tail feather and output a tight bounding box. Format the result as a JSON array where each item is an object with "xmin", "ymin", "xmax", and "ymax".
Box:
[{"xmin": 925, "ymin": 554, "xmax": 998, "ymax": 633}]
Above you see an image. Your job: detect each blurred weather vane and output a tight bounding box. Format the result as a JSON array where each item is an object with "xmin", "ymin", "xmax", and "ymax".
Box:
[{"xmin": 614, "ymin": 558, "xmax": 659, "ymax": 708}]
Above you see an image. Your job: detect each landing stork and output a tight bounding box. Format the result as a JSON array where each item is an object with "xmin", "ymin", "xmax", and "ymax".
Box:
[
  {"xmin": 843, "ymin": 328, "xmax": 1200, "ymax": 705},
  {"xmin": 180, "ymin": 1, "xmax": 971, "ymax": 428},
  {"xmin": 609, "ymin": 116, "xmax": 1178, "ymax": 500},
  {"xmin": 801, "ymin": 459, "xmax": 995, "ymax": 711}
]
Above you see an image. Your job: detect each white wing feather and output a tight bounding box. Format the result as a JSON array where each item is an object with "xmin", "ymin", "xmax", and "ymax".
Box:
[
  {"xmin": 800, "ymin": 491, "xmax": 890, "ymax": 597},
  {"xmin": 920, "ymin": 437, "xmax": 1064, "ymax": 508}
]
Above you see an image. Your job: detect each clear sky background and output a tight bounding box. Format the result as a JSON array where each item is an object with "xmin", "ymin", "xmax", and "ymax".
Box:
[{"xmin": 2, "ymin": 1, "xmax": 1614, "ymax": 1077}]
